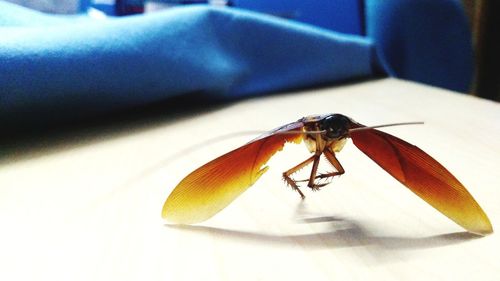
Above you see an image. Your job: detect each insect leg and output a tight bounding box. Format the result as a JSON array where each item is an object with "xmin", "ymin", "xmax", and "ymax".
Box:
[
  {"xmin": 303, "ymin": 127, "xmax": 330, "ymax": 190},
  {"xmin": 283, "ymin": 155, "xmax": 316, "ymax": 199},
  {"xmin": 314, "ymin": 148, "xmax": 345, "ymax": 180},
  {"xmin": 307, "ymin": 154, "xmax": 322, "ymax": 189}
]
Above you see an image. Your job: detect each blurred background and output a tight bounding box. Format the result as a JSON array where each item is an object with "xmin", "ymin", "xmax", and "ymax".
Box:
[
  {"xmin": 4, "ymin": 0, "xmax": 499, "ymax": 101},
  {"xmin": 462, "ymin": 0, "xmax": 500, "ymax": 101},
  {"xmin": 4, "ymin": 0, "xmax": 80, "ymax": 14}
]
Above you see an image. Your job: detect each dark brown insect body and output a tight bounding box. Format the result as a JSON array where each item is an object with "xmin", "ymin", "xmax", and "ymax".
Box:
[{"xmin": 283, "ymin": 114, "xmax": 354, "ymax": 198}]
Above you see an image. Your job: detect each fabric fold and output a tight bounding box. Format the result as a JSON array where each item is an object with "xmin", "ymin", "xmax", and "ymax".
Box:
[{"xmin": 0, "ymin": 2, "xmax": 373, "ymax": 126}]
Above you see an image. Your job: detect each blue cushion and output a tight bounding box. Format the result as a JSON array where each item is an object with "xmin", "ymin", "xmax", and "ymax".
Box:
[
  {"xmin": 0, "ymin": 1, "xmax": 373, "ymax": 125},
  {"xmin": 366, "ymin": 0, "xmax": 473, "ymax": 92},
  {"xmin": 231, "ymin": 0, "xmax": 364, "ymax": 35},
  {"xmin": 0, "ymin": 0, "xmax": 474, "ymax": 127}
]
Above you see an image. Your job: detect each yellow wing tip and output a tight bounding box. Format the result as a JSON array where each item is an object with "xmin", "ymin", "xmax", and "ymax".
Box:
[
  {"xmin": 470, "ymin": 222, "xmax": 493, "ymax": 236},
  {"xmin": 161, "ymin": 198, "xmax": 211, "ymax": 225},
  {"xmin": 162, "ymin": 198, "xmax": 185, "ymax": 223},
  {"xmin": 462, "ymin": 213, "xmax": 493, "ymax": 236},
  {"xmin": 161, "ymin": 203, "xmax": 170, "ymax": 219},
  {"xmin": 161, "ymin": 208, "xmax": 199, "ymax": 225},
  {"xmin": 162, "ymin": 200, "xmax": 187, "ymax": 224}
]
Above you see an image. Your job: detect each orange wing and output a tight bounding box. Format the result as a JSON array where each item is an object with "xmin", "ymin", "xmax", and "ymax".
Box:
[
  {"xmin": 162, "ymin": 122, "xmax": 304, "ymax": 224},
  {"xmin": 350, "ymin": 128, "xmax": 492, "ymax": 235}
]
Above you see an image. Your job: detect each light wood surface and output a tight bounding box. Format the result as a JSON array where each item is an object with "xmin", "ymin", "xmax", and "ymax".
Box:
[{"xmin": 1, "ymin": 78, "xmax": 499, "ymax": 281}]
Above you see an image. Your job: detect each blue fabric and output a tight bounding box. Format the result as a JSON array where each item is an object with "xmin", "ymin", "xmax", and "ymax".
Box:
[
  {"xmin": 1, "ymin": 0, "xmax": 474, "ymax": 127},
  {"xmin": 231, "ymin": 0, "xmax": 364, "ymax": 35},
  {"xmin": 366, "ymin": 0, "xmax": 473, "ymax": 93},
  {"xmin": 0, "ymin": 1, "xmax": 372, "ymax": 125}
]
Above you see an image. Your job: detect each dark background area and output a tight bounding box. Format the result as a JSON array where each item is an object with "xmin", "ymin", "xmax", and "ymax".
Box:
[{"xmin": 463, "ymin": 0, "xmax": 500, "ymax": 101}]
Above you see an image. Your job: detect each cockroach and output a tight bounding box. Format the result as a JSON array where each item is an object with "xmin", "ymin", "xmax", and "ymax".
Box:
[{"xmin": 162, "ymin": 114, "xmax": 492, "ymax": 235}]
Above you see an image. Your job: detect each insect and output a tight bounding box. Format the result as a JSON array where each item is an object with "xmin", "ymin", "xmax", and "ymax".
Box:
[{"xmin": 162, "ymin": 114, "xmax": 492, "ymax": 235}]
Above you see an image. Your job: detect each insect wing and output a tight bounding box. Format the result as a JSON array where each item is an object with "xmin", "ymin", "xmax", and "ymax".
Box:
[
  {"xmin": 162, "ymin": 122, "xmax": 304, "ymax": 224},
  {"xmin": 350, "ymin": 128, "xmax": 493, "ymax": 235}
]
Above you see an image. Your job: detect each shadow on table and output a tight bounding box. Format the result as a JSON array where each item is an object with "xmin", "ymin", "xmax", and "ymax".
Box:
[
  {"xmin": 167, "ymin": 217, "xmax": 479, "ymax": 265},
  {"xmin": 166, "ymin": 196, "xmax": 481, "ymax": 251},
  {"xmin": 166, "ymin": 220, "xmax": 478, "ymax": 250},
  {"xmin": 166, "ymin": 210, "xmax": 480, "ymax": 264}
]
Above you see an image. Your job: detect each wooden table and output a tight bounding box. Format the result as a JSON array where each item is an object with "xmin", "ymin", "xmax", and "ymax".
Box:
[{"xmin": 1, "ymin": 78, "xmax": 499, "ymax": 281}]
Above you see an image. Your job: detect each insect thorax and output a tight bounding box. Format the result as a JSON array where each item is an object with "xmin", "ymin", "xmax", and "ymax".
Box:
[{"xmin": 304, "ymin": 136, "xmax": 347, "ymax": 153}]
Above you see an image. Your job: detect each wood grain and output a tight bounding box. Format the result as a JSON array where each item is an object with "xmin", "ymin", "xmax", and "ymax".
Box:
[{"xmin": 1, "ymin": 78, "xmax": 499, "ymax": 281}]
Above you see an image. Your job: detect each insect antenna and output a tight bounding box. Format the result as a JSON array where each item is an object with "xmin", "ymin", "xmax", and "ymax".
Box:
[
  {"xmin": 349, "ymin": 121, "xmax": 424, "ymax": 132},
  {"xmin": 273, "ymin": 130, "xmax": 326, "ymax": 135}
]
